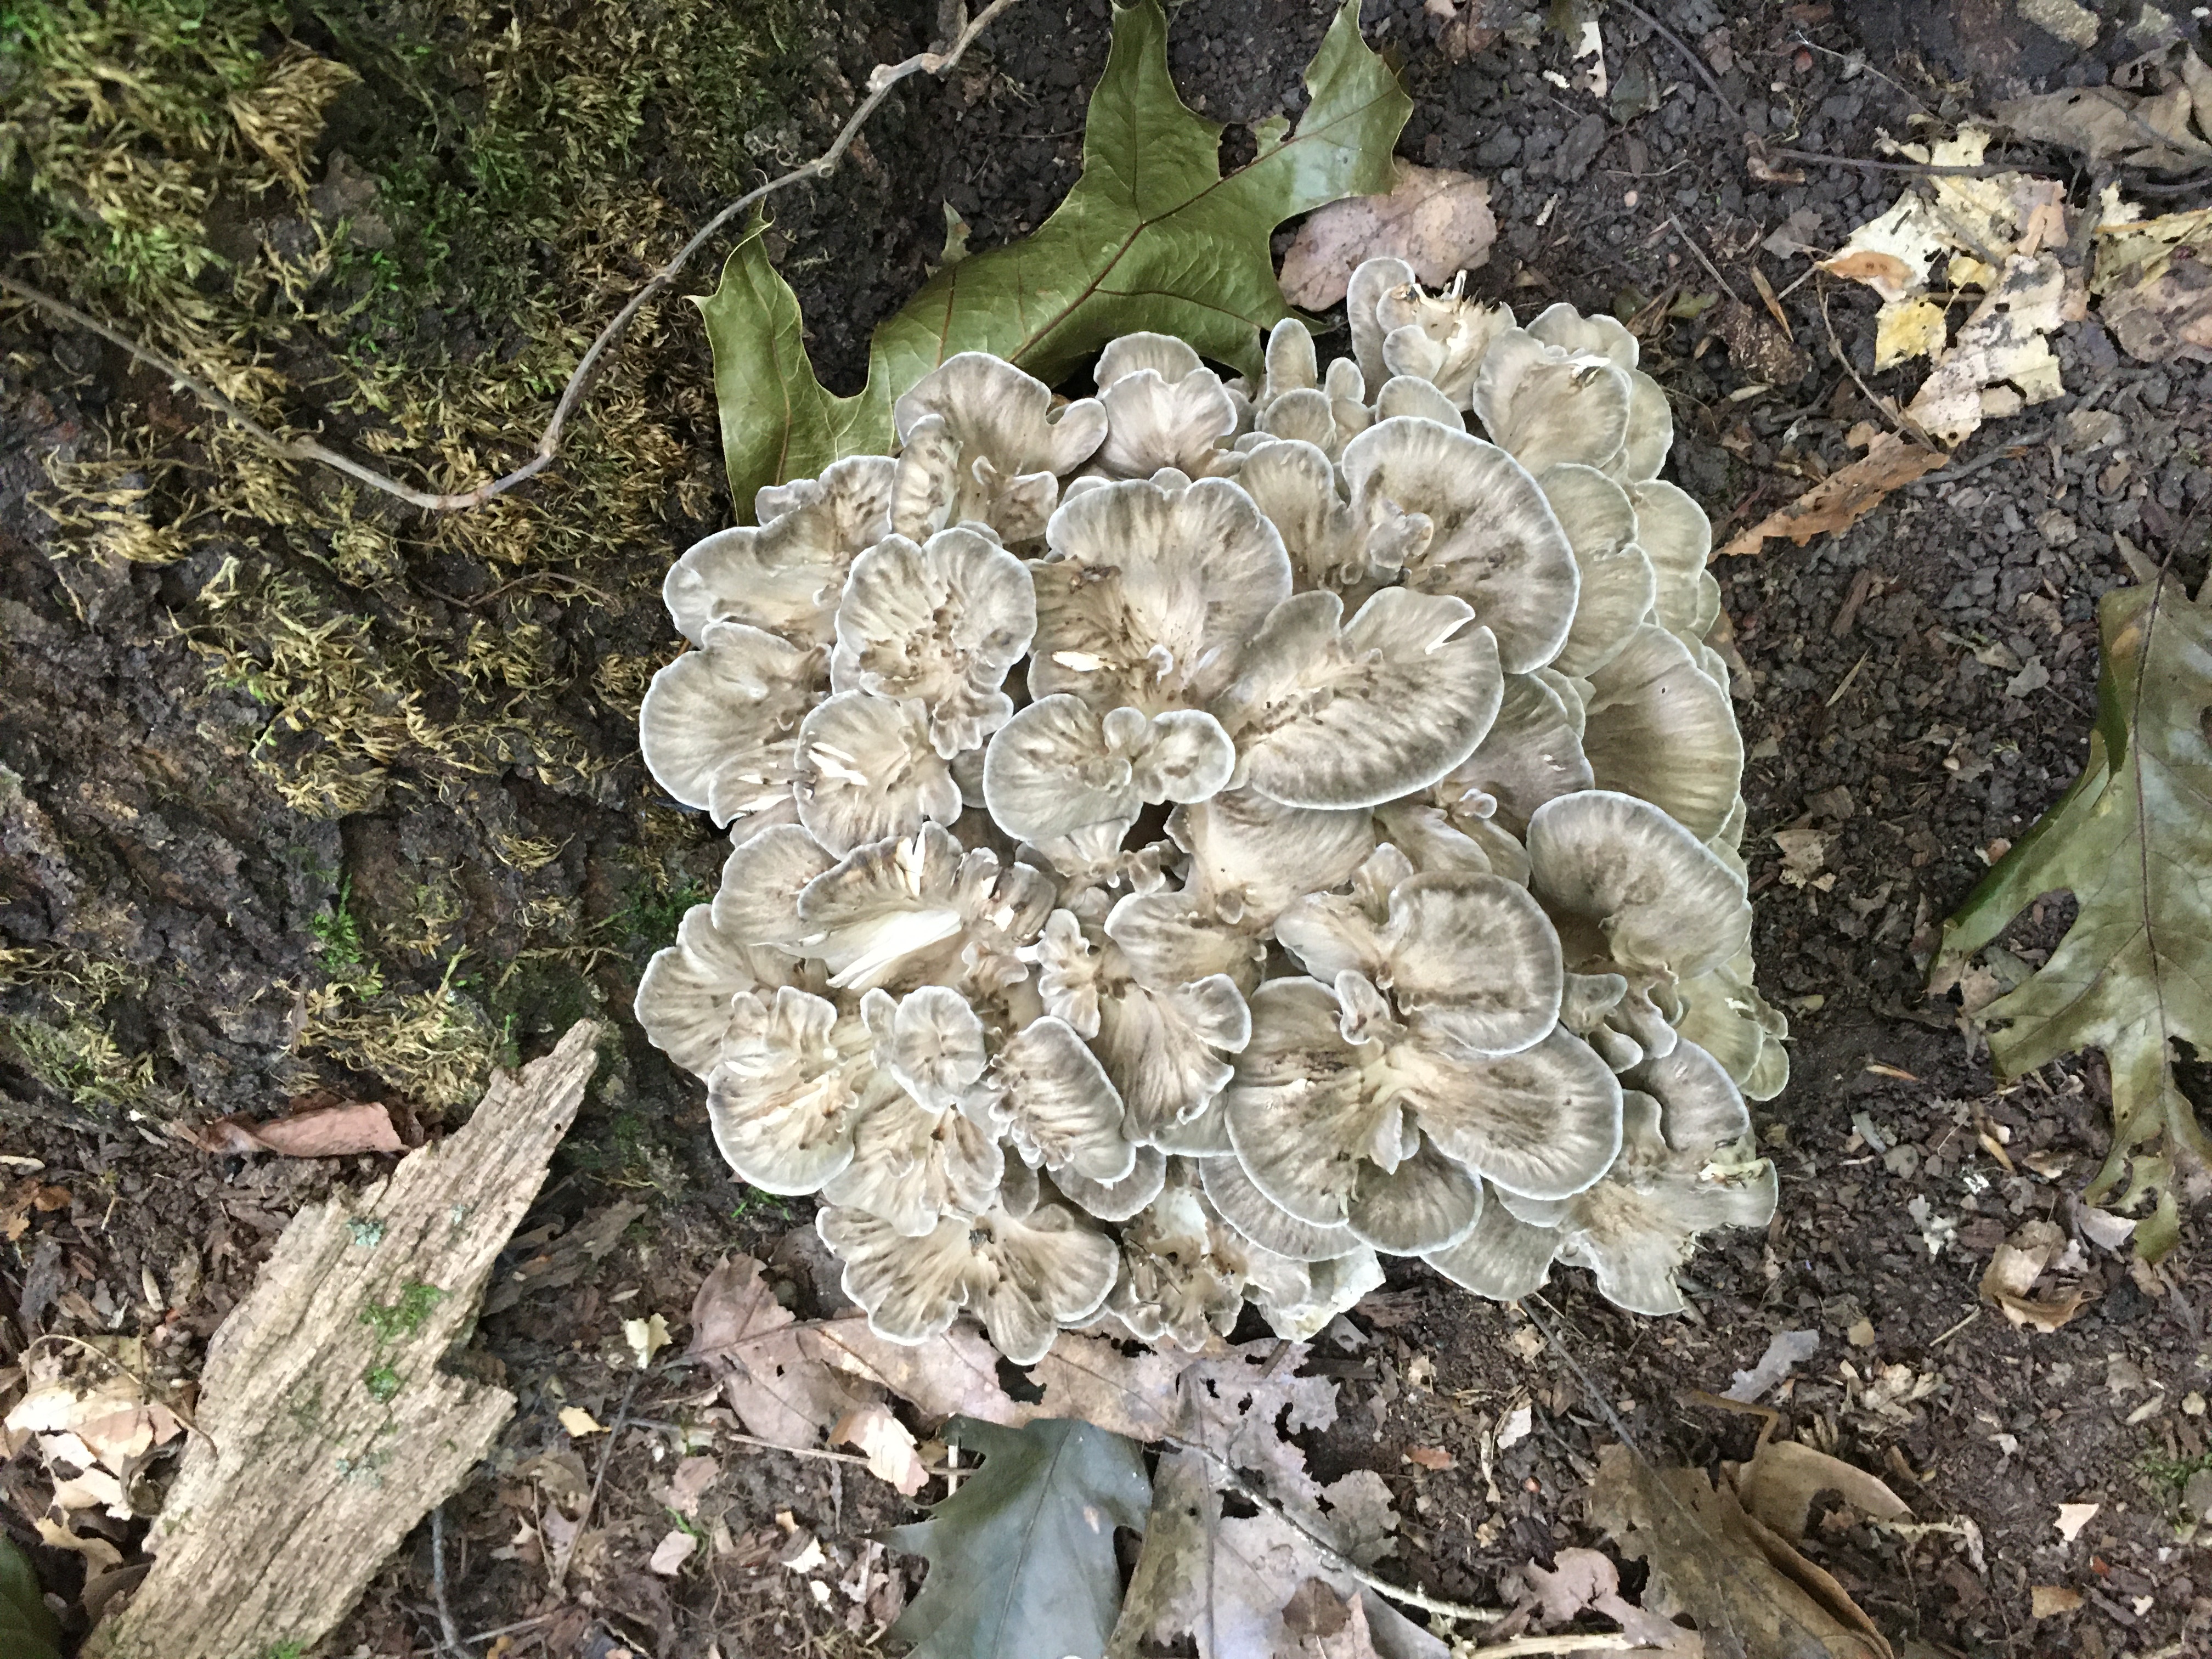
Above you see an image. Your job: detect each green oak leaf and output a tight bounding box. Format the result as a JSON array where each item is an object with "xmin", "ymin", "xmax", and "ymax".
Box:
[
  {"xmin": 698, "ymin": 0, "xmax": 1410, "ymax": 516},
  {"xmin": 885, "ymin": 1415, "xmax": 1151, "ymax": 1659},
  {"xmin": 1936, "ymin": 570, "xmax": 2212, "ymax": 1259},
  {"xmin": 1, "ymin": 1534, "xmax": 63, "ymax": 1659}
]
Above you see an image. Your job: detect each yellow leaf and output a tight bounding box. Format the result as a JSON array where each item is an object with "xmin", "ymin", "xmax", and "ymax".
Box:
[{"xmin": 558, "ymin": 1407, "xmax": 606, "ymax": 1438}]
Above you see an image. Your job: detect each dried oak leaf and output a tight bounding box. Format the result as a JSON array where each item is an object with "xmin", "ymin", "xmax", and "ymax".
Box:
[
  {"xmin": 1717, "ymin": 433, "xmax": 1948, "ymax": 558},
  {"xmin": 1279, "ymin": 160, "xmax": 1496, "ymax": 309}
]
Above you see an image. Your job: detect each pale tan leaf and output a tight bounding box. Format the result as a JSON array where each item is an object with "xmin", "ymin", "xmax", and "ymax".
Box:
[
  {"xmin": 186, "ymin": 1101, "xmax": 402, "ymax": 1158},
  {"xmin": 648, "ymin": 1528, "xmax": 699, "ymax": 1576},
  {"xmin": 1717, "ymin": 433, "xmax": 1948, "ymax": 558},
  {"xmin": 1734, "ymin": 1439, "xmax": 1910, "ymax": 1543},
  {"xmin": 1279, "ymin": 160, "xmax": 1495, "ymax": 308},
  {"xmin": 832, "ymin": 1403, "xmax": 929, "ymax": 1496}
]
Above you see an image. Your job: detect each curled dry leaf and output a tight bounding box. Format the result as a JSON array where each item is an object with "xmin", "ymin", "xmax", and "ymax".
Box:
[
  {"xmin": 1976, "ymin": 1219, "xmax": 2089, "ymax": 1331},
  {"xmin": 832, "ymin": 1402, "xmax": 930, "ymax": 1496},
  {"xmin": 184, "ymin": 1099, "xmax": 403, "ymax": 1158},
  {"xmin": 1717, "ymin": 433, "xmax": 1948, "ymax": 559},
  {"xmin": 1523, "ymin": 1545, "xmax": 1700, "ymax": 1651},
  {"xmin": 648, "ymin": 1529, "xmax": 699, "ymax": 1577},
  {"xmin": 1279, "ymin": 160, "xmax": 1496, "ymax": 309}
]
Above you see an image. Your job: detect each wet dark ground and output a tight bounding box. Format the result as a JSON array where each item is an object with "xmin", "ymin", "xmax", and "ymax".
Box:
[{"xmin": 3, "ymin": 1, "xmax": 2209, "ymax": 1655}]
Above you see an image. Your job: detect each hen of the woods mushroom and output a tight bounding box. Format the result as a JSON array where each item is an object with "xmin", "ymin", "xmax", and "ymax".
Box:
[{"xmin": 636, "ymin": 257, "xmax": 1787, "ymax": 1365}]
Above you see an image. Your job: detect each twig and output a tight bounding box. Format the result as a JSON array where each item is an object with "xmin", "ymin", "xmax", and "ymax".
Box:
[
  {"xmin": 720, "ymin": 1426, "xmax": 873, "ymax": 1467},
  {"xmin": 1759, "ymin": 145, "xmax": 2045, "ymax": 179},
  {"xmin": 552, "ymin": 1369, "xmax": 642, "ymax": 1595},
  {"xmin": 0, "ymin": 0, "xmax": 1026, "ymax": 515},
  {"xmin": 1816, "ymin": 279, "xmax": 1938, "ymax": 448},
  {"xmin": 430, "ymin": 1504, "xmax": 472, "ymax": 1658},
  {"xmin": 461, "ymin": 1615, "xmax": 554, "ymax": 1645},
  {"xmin": 1617, "ymin": 0, "xmax": 1733, "ymax": 114},
  {"xmin": 1475, "ymin": 1637, "xmax": 1641, "ymax": 1656},
  {"xmin": 1903, "ymin": 424, "xmax": 2050, "ymax": 489},
  {"xmin": 1665, "ymin": 216, "xmax": 1743, "ymax": 306}
]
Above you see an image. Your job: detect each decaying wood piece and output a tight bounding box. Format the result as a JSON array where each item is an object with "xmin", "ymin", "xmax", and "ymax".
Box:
[{"xmin": 86, "ymin": 1020, "xmax": 603, "ymax": 1659}]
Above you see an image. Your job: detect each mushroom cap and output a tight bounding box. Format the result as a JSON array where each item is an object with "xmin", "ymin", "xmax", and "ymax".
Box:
[
  {"xmin": 639, "ymin": 621, "xmax": 821, "ymax": 827},
  {"xmin": 1223, "ymin": 977, "xmax": 1484, "ymax": 1254},
  {"xmin": 1346, "ymin": 257, "xmax": 1419, "ymax": 390},
  {"xmin": 819, "ymin": 1197, "xmax": 1118, "ymax": 1363},
  {"xmin": 1106, "ymin": 1178, "xmax": 1250, "ymax": 1348},
  {"xmin": 1526, "ymin": 790, "xmax": 1753, "ymax": 984},
  {"xmin": 1373, "ymin": 375, "xmax": 1465, "ymax": 428},
  {"xmin": 798, "ymin": 822, "xmax": 1054, "ymax": 994},
  {"xmin": 988, "ymin": 1014, "xmax": 1135, "ymax": 1183},
  {"xmin": 634, "ymin": 901, "xmax": 805, "ymax": 1079},
  {"xmin": 1215, "ymin": 585, "xmax": 1505, "ymax": 811},
  {"xmin": 1233, "ymin": 438, "xmax": 1359, "ymax": 590},
  {"xmin": 1526, "ymin": 302, "xmax": 1639, "ymax": 370},
  {"xmin": 1625, "ymin": 1037, "xmax": 1751, "ymax": 1156},
  {"xmin": 1375, "ymin": 281, "xmax": 1516, "ymax": 408},
  {"xmin": 712, "ymin": 822, "xmax": 834, "ymax": 948},
  {"xmin": 1437, "ymin": 672, "xmax": 1595, "ymax": 839},
  {"xmin": 1338, "ymin": 417, "xmax": 1578, "ymax": 674},
  {"xmin": 1166, "ymin": 787, "xmax": 1375, "ymax": 928},
  {"xmin": 1050, "ymin": 1142, "xmax": 1168, "ymax": 1222},
  {"xmin": 1253, "ymin": 1244, "xmax": 1386, "ymax": 1340},
  {"xmin": 1416, "ymin": 1027, "xmax": 1626, "ymax": 1201},
  {"xmin": 794, "ymin": 691, "xmax": 964, "ymax": 856},
  {"xmin": 1421, "ymin": 1186, "xmax": 1560, "ymax": 1302},
  {"xmin": 1625, "ymin": 479, "xmax": 1715, "ymax": 638},
  {"xmin": 1261, "ymin": 317, "xmax": 1321, "ymax": 404},
  {"xmin": 1579, "ymin": 627, "xmax": 1744, "ymax": 841},
  {"xmin": 1104, "ymin": 888, "xmax": 1266, "ymax": 995},
  {"xmin": 1539, "ymin": 463, "xmax": 1658, "ymax": 679},
  {"xmin": 831, "ymin": 527, "xmax": 1036, "ymax": 756},
  {"xmin": 820, "ymin": 1085, "xmax": 1006, "ymax": 1237},
  {"xmin": 1617, "ymin": 369, "xmax": 1673, "ymax": 482},
  {"xmin": 1097, "ymin": 970, "xmax": 1251, "ymax": 1145},
  {"xmin": 1030, "ymin": 475, "xmax": 1294, "ymax": 714},
  {"xmin": 1277, "ymin": 870, "xmax": 1564, "ymax": 1058},
  {"xmin": 893, "ymin": 351, "xmax": 1109, "ymax": 479},
  {"xmin": 1096, "ymin": 363, "xmax": 1240, "ymax": 479},
  {"xmin": 706, "ymin": 986, "xmax": 878, "ymax": 1194},
  {"xmin": 862, "ymin": 984, "xmax": 989, "ymax": 1112},
  {"xmin": 982, "ymin": 695, "xmax": 1235, "ymax": 846},
  {"xmin": 667, "ymin": 456, "xmax": 895, "ymax": 646},
  {"xmin": 1096, "ymin": 332, "xmax": 1205, "ymax": 388},
  {"xmin": 1198, "ymin": 1153, "xmax": 1362, "ymax": 1262},
  {"xmin": 1469, "ymin": 329, "xmax": 1634, "ymax": 474}
]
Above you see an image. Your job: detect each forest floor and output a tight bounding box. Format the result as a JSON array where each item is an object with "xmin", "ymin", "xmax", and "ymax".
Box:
[{"xmin": 3, "ymin": 0, "xmax": 2210, "ymax": 1656}]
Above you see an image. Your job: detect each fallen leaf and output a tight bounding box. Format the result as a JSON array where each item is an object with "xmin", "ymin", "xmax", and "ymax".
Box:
[
  {"xmin": 1996, "ymin": 50, "xmax": 2212, "ymax": 172},
  {"xmin": 687, "ymin": 1256, "xmax": 877, "ymax": 1449},
  {"xmin": 622, "ymin": 1313, "xmax": 669, "ymax": 1371},
  {"xmin": 1872, "ymin": 296, "xmax": 1948, "ymax": 370},
  {"xmin": 1497, "ymin": 1403, "xmax": 1534, "ymax": 1449},
  {"xmin": 661, "ymin": 1455, "xmax": 719, "ymax": 1518},
  {"xmin": 1587, "ymin": 1442, "xmax": 1893, "ymax": 1659},
  {"xmin": 1711, "ymin": 298, "xmax": 1810, "ymax": 385},
  {"xmin": 1734, "ymin": 1437, "xmax": 1910, "ymax": 1542},
  {"xmin": 1846, "ymin": 1319, "xmax": 1876, "ymax": 1350},
  {"xmin": 1404, "ymin": 1445, "xmax": 1454, "ymax": 1471},
  {"xmin": 558, "ymin": 1407, "xmax": 606, "ymax": 1438},
  {"xmin": 2054, "ymin": 1502, "xmax": 2099, "ymax": 1542},
  {"xmin": 2076, "ymin": 1208, "xmax": 2137, "ymax": 1251},
  {"xmin": 1936, "ymin": 568, "xmax": 2212, "ymax": 1260},
  {"xmin": 1725, "ymin": 1329, "xmax": 1819, "ymax": 1403},
  {"xmin": 1523, "ymin": 1545, "xmax": 1702, "ymax": 1651},
  {"xmin": 1774, "ymin": 828, "xmax": 1830, "ymax": 888},
  {"xmin": 35, "ymin": 1516, "xmax": 122, "ymax": 1575},
  {"xmin": 2030, "ymin": 1584, "xmax": 2083, "ymax": 1617},
  {"xmin": 1903, "ymin": 255, "xmax": 2081, "ymax": 445},
  {"xmin": 833, "ymin": 1403, "xmax": 930, "ymax": 1497},
  {"xmin": 1718, "ymin": 433, "xmax": 1948, "ymax": 558},
  {"xmin": 1279, "ymin": 159, "xmax": 1496, "ymax": 308},
  {"xmin": 647, "ymin": 1529, "xmax": 698, "ymax": 1576},
  {"xmin": 1279, "ymin": 1579, "xmax": 1381, "ymax": 1659},
  {"xmin": 185, "ymin": 1101, "xmax": 402, "ymax": 1159}
]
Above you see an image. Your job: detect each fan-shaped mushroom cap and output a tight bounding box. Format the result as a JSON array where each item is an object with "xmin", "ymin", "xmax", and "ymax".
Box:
[
  {"xmin": 635, "ymin": 902, "xmax": 806, "ymax": 1079},
  {"xmin": 1104, "ymin": 889, "xmax": 1266, "ymax": 995},
  {"xmin": 1373, "ymin": 802, "xmax": 1497, "ymax": 881},
  {"xmin": 1254, "ymin": 1244, "xmax": 1386, "ymax": 1340},
  {"xmin": 1096, "ymin": 332, "xmax": 1204, "ymax": 388},
  {"xmin": 1675, "ymin": 955, "xmax": 1791, "ymax": 1101},
  {"xmin": 1626, "ymin": 1039, "xmax": 1750, "ymax": 1155},
  {"xmin": 1030, "ymin": 475, "xmax": 1294, "ymax": 714},
  {"xmin": 1096, "ymin": 362, "xmax": 1240, "ymax": 479},
  {"xmin": 1374, "ymin": 274, "xmax": 1516, "ymax": 408},
  {"xmin": 861, "ymin": 984, "xmax": 988, "ymax": 1112},
  {"xmin": 667, "ymin": 456, "xmax": 895, "ymax": 647},
  {"xmin": 1278, "ymin": 869, "xmax": 1564, "ymax": 1058},
  {"xmin": 1098, "ymin": 969, "xmax": 1251, "ymax": 1146},
  {"xmin": 1028, "ymin": 907, "xmax": 1104, "ymax": 1037},
  {"xmin": 794, "ymin": 691, "xmax": 963, "ymax": 856},
  {"xmin": 891, "ymin": 352, "xmax": 1108, "ymax": 540},
  {"xmin": 1224, "ymin": 977, "xmax": 1485, "ymax": 1255},
  {"xmin": 1437, "ymin": 672, "xmax": 1595, "ymax": 839},
  {"xmin": 1373, "ymin": 375, "xmax": 1465, "ymax": 428},
  {"xmin": 798, "ymin": 823, "xmax": 1054, "ymax": 994},
  {"xmin": 1416, "ymin": 1027, "xmax": 1624, "ymax": 1200},
  {"xmin": 982, "ymin": 695, "xmax": 1235, "ymax": 845},
  {"xmin": 1234, "ymin": 439, "xmax": 1429, "ymax": 592},
  {"xmin": 1198, "ymin": 1153, "xmax": 1361, "ymax": 1261},
  {"xmin": 819, "ymin": 1197, "xmax": 1118, "ymax": 1364},
  {"xmin": 1579, "ymin": 627, "xmax": 1743, "ymax": 840},
  {"xmin": 1470, "ymin": 329, "xmax": 1633, "ymax": 475},
  {"xmin": 1526, "ymin": 791, "xmax": 1752, "ymax": 984},
  {"xmin": 831, "ymin": 528, "xmax": 1036, "ymax": 756},
  {"xmin": 1539, "ymin": 463, "xmax": 1658, "ymax": 679},
  {"xmin": 1421, "ymin": 1186, "xmax": 1560, "ymax": 1301},
  {"xmin": 1214, "ymin": 586, "xmax": 1504, "ymax": 810},
  {"xmin": 1527, "ymin": 302, "xmax": 1639, "ymax": 369},
  {"xmin": 1167, "ymin": 788, "xmax": 1375, "ymax": 928},
  {"xmin": 1346, "ymin": 257, "xmax": 1417, "ymax": 389},
  {"xmin": 1626, "ymin": 480, "xmax": 1714, "ymax": 638},
  {"xmin": 1261, "ymin": 317, "xmax": 1320, "ymax": 403},
  {"xmin": 1051, "ymin": 1142, "xmax": 1168, "ymax": 1221},
  {"xmin": 1617, "ymin": 370, "xmax": 1673, "ymax": 482},
  {"xmin": 982, "ymin": 1014, "xmax": 1134, "ymax": 1183},
  {"xmin": 1254, "ymin": 386, "xmax": 1346, "ymax": 456},
  {"xmin": 1338, "ymin": 418, "xmax": 1578, "ymax": 674},
  {"xmin": 640, "ymin": 622, "xmax": 821, "ymax": 827},
  {"xmin": 712, "ymin": 823, "xmax": 834, "ymax": 947},
  {"xmin": 1107, "ymin": 1176, "xmax": 1251, "ymax": 1348},
  {"xmin": 706, "ymin": 986, "xmax": 881, "ymax": 1194},
  {"xmin": 820, "ymin": 1085, "xmax": 1006, "ymax": 1237},
  {"xmin": 1541, "ymin": 1092, "xmax": 1778, "ymax": 1315}
]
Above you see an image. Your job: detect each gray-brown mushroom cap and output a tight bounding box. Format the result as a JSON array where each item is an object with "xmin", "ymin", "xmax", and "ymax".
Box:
[
  {"xmin": 1470, "ymin": 329, "xmax": 1633, "ymax": 475},
  {"xmin": 1421, "ymin": 1186, "xmax": 1560, "ymax": 1302},
  {"xmin": 1579, "ymin": 627, "xmax": 1744, "ymax": 842},
  {"xmin": 794, "ymin": 691, "xmax": 963, "ymax": 856},
  {"xmin": 1539, "ymin": 462, "xmax": 1658, "ymax": 679},
  {"xmin": 665, "ymin": 455, "xmax": 895, "ymax": 647},
  {"xmin": 638, "ymin": 621, "xmax": 821, "ymax": 827},
  {"xmin": 1338, "ymin": 417, "xmax": 1579, "ymax": 674},
  {"xmin": 1436, "ymin": 672, "xmax": 1595, "ymax": 839},
  {"xmin": 1166, "ymin": 788, "xmax": 1375, "ymax": 928},
  {"xmin": 1525, "ymin": 790, "xmax": 1753, "ymax": 985},
  {"xmin": 706, "ymin": 986, "xmax": 881, "ymax": 1195},
  {"xmin": 634, "ymin": 901, "xmax": 805, "ymax": 1080},
  {"xmin": 981, "ymin": 695, "xmax": 1234, "ymax": 846},
  {"xmin": 890, "ymin": 352, "xmax": 1108, "ymax": 539}
]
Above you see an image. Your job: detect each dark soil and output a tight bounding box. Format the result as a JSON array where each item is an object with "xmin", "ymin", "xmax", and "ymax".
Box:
[{"xmin": 3, "ymin": 1, "xmax": 2209, "ymax": 1656}]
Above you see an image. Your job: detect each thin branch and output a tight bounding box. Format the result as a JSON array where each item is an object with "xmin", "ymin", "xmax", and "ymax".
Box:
[
  {"xmin": 1664, "ymin": 215, "xmax": 1744, "ymax": 307},
  {"xmin": 0, "ymin": 0, "xmax": 1026, "ymax": 515},
  {"xmin": 551, "ymin": 1368, "xmax": 642, "ymax": 1595},
  {"xmin": 1617, "ymin": 0, "xmax": 1733, "ymax": 114},
  {"xmin": 1758, "ymin": 144, "xmax": 2051, "ymax": 179},
  {"xmin": 1816, "ymin": 278, "xmax": 1939, "ymax": 449},
  {"xmin": 430, "ymin": 1504, "xmax": 472, "ymax": 1658},
  {"xmin": 1474, "ymin": 1637, "xmax": 1641, "ymax": 1656}
]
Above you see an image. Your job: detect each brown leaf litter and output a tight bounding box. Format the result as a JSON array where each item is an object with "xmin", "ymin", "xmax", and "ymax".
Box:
[
  {"xmin": 1278, "ymin": 159, "xmax": 1495, "ymax": 308},
  {"xmin": 1717, "ymin": 433, "xmax": 1949, "ymax": 559},
  {"xmin": 182, "ymin": 1098, "xmax": 404, "ymax": 1158}
]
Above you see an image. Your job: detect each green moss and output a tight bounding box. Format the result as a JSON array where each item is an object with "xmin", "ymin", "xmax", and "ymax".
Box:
[
  {"xmin": 359, "ymin": 1279, "xmax": 445, "ymax": 1344},
  {"xmin": 2, "ymin": 1014, "xmax": 156, "ymax": 1110},
  {"xmin": 362, "ymin": 1361, "xmax": 403, "ymax": 1402}
]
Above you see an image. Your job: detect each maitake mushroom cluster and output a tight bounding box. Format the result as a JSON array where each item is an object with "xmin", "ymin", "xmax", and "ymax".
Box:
[{"xmin": 636, "ymin": 257, "xmax": 1786, "ymax": 1364}]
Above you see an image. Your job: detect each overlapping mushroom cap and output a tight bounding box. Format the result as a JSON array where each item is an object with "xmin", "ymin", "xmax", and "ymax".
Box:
[{"xmin": 636, "ymin": 275, "xmax": 1782, "ymax": 1361}]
